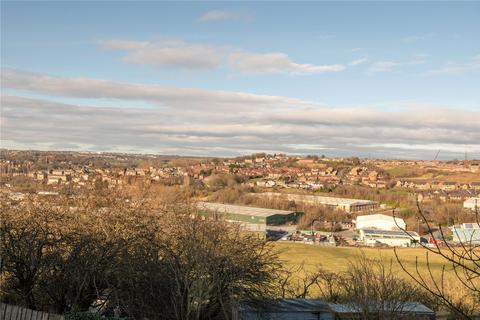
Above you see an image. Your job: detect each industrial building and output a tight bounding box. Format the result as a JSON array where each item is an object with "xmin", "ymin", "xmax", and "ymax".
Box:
[
  {"xmin": 355, "ymin": 214, "xmax": 406, "ymax": 231},
  {"xmin": 451, "ymin": 223, "xmax": 480, "ymax": 244},
  {"xmin": 254, "ymin": 192, "xmax": 379, "ymax": 213},
  {"xmin": 355, "ymin": 214, "xmax": 418, "ymax": 247},
  {"xmin": 196, "ymin": 202, "xmax": 299, "ymax": 232},
  {"xmin": 464, "ymin": 197, "xmax": 480, "ymax": 211},
  {"xmin": 359, "ymin": 229, "xmax": 420, "ymax": 247}
]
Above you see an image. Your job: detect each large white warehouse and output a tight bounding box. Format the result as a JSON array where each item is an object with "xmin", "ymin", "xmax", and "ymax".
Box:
[
  {"xmin": 355, "ymin": 214, "xmax": 406, "ymax": 231},
  {"xmin": 464, "ymin": 197, "xmax": 480, "ymax": 211},
  {"xmin": 359, "ymin": 229, "xmax": 420, "ymax": 247},
  {"xmin": 253, "ymin": 192, "xmax": 379, "ymax": 213}
]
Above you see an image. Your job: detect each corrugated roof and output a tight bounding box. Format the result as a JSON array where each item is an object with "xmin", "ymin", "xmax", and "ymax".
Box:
[
  {"xmin": 240, "ymin": 299, "xmax": 331, "ymax": 312},
  {"xmin": 257, "ymin": 192, "xmax": 378, "ymax": 206},
  {"xmin": 269, "ymin": 299, "xmax": 331, "ymax": 312},
  {"xmin": 239, "ymin": 299, "xmax": 434, "ymax": 315},
  {"xmin": 197, "ymin": 202, "xmax": 295, "ymax": 217},
  {"xmin": 357, "ymin": 214, "xmax": 403, "ymax": 222},
  {"xmin": 328, "ymin": 302, "xmax": 434, "ymax": 314},
  {"xmin": 361, "ymin": 228, "xmax": 419, "ymax": 238}
]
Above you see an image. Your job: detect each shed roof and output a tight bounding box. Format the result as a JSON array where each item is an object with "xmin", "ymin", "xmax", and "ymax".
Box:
[
  {"xmin": 240, "ymin": 299, "xmax": 332, "ymax": 312},
  {"xmin": 328, "ymin": 302, "xmax": 434, "ymax": 315},
  {"xmin": 197, "ymin": 202, "xmax": 295, "ymax": 218}
]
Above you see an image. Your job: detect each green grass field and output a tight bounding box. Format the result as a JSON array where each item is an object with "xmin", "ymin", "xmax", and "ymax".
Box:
[
  {"xmin": 273, "ymin": 242, "xmax": 455, "ymax": 281},
  {"xmin": 273, "ymin": 242, "xmax": 476, "ymax": 308}
]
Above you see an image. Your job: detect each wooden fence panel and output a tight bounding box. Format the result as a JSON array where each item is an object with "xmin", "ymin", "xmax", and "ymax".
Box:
[
  {"xmin": 13, "ymin": 304, "xmax": 20, "ymax": 320},
  {"xmin": 25, "ymin": 308, "xmax": 33, "ymax": 320},
  {"xmin": 0, "ymin": 303, "xmax": 64, "ymax": 320},
  {"xmin": 18, "ymin": 305, "xmax": 25, "ymax": 320},
  {"xmin": 3, "ymin": 304, "xmax": 13, "ymax": 320},
  {"xmin": 1, "ymin": 303, "xmax": 8, "ymax": 320}
]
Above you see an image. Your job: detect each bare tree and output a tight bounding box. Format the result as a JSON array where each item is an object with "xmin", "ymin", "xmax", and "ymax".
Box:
[
  {"xmin": 338, "ymin": 254, "xmax": 429, "ymax": 320},
  {"xmin": 276, "ymin": 263, "xmax": 327, "ymax": 299},
  {"xmin": 394, "ymin": 199, "xmax": 480, "ymax": 319},
  {"xmin": 0, "ymin": 195, "xmax": 65, "ymax": 309},
  {"xmin": 1, "ymin": 191, "xmax": 283, "ymax": 319}
]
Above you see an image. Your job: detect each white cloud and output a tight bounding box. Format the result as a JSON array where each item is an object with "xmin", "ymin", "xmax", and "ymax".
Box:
[
  {"xmin": 99, "ymin": 38, "xmax": 345, "ymax": 76},
  {"xmin": 99, "ymin": 39, "xmax": 149, "ymax": 50},
  {"xmin": 2, "ymin": 69, "xmax": 479, "ymax": 158},
  {"xmin": 368, "ymin": 61, "xmax": 401, "ymax": 73},
  {"xmin": 407, "ymin": 60, "xmax": 426, "ymax": 66},
  {"xmin": 349, "ymin": 58, "xmax": 368, "ymax": 66},
  {"xmin": 402, "ymin": 33, "xmax": 435, "ymax": 43},
  {"xmin": 229, "ymin": 52, "xmax": 346, "ymax": 75},
  {"xmin": 426, "ymin": 56, "xmax": 480, "ymax": 76},
  {"xmin": 402, "ymin": 35, "xmax": 423, "ymax": 43},
  {"xmin": 99, "ymin": 39, "xmax": 221, "ymax": 69},
  {"xmin": 198, "ymin": 10, "xmax": 252, "ymax": 22},
  {"xmin": 317, "ymin": 34, "xmax": 336, "ymax": 40},
  {"xmin": 350, "ymin": 48, "xmax": 367, "ymax": 52}
]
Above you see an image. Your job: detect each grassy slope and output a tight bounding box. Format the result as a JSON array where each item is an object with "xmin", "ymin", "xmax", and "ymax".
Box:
[
  {"xmin": 382, "ymin": 165, "xmax": 479, "ymax": 183},
  {"xmin": 273, "ymin": 242, "xmax": 476, "ymax": 307},
  {"xmin": 274, "ymin": 242, "xmax": 454, "ymax": 281}
]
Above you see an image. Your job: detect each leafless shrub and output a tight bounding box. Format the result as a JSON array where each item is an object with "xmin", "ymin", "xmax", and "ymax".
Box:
[
  {"xmin": 0, "ymin": 191, "xmax": 281, "ymax": 319},
  {"xmin": 338, "ymin": 254, "xmax": 430, "ymax": 320},
  {"xmin": 394, "ymin": 200, "xmax": 480, "ymax": 319}
]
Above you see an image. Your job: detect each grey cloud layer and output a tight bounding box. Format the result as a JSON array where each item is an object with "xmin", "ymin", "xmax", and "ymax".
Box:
[
  {"xmin": 2, "ymin": 69, "xmax": 479, "ymax": 158},
  {"xmin": 2, "ymin": 68, "xmax": 305, "ymax": 110},
  {"xmin": 99, "ymin": 39, "xmax": 346, "ymax": 75}
]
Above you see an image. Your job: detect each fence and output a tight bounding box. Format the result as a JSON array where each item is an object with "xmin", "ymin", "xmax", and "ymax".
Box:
[{"xmin": 0, "ymin": 303, "xmax": 64, "ymax": 320}]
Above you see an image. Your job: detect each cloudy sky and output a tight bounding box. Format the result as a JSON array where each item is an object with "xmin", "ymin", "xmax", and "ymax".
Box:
[{"xmin": 1, "ymin": 2, "xmax": 479, "ymax": 159}]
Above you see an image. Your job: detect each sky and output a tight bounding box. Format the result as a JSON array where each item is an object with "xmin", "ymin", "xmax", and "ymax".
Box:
[{"xmin": 1, "ymin": 1, "xmax": 479, "ymax": 159}]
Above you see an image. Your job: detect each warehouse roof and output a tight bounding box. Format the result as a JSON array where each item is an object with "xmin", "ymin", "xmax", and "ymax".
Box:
[
  {"xmin": 257, "ymin": 192, "xmax": 378, "ymax": 206},
  {"xmin": 356, "ymin": 214, "xmax": 405, "ymax": 224},
  {"xmin": 197, "ymin": 202, "xmax": 295, "ymax": 218},
  {"xmin": 360, "ymin": 228, "xmax": 420, "ymax": 239}
]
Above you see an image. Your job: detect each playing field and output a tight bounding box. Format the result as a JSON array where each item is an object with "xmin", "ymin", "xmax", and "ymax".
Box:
[
  {"xmin": 272, "ymin": 242, "xmax": 479, "ymax": 307},
  {"xmin": 274, "ymin": 242, "xmax": 455, "ymax": 280}
]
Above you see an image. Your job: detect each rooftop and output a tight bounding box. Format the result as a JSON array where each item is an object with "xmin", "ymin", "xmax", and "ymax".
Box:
[
  {"xmin": 259, "ymin": 192, "xmax": 378, "ymax": 206},
  {"xmin": 196, "ymin": 202, "xmax": 296, "ymax": 218},
  {"xmin": 239, "ymin": 299, "xmax": 331, "ymax": 312},
  {"xmin": 356, "ymin": 214, "xmax": 405, "ymax": 222},
  {"xmin": 328, "ymin": 302, "xmax": 434, "ymax": 315},
  {"xmin": 361, "ymin": 228, "xmax": 419, "ymax": 238},
  {"xmin": 452, "ymin": 223, "xmax": 480, "ymax": 230}
]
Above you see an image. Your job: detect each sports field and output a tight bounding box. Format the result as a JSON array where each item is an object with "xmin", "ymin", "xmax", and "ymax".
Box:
[
  {"xmin": 274, "ymin": 242, "xmax": 455, "ymax": 281},
  {"xmin": 273, "ymin": 241, "xmax": 479, "ymax": 309}
]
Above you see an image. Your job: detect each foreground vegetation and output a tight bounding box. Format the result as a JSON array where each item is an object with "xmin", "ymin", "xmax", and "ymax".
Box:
[
  {"xmin": 1, "ymin": 187, "xmax": 479, "ymax": 319},
  {"xmin": 275, "ymin": 242, "xmax": 479, "ymax": 317}
]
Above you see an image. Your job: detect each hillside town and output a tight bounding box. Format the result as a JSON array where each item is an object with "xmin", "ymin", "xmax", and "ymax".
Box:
[
  {"xmin": 2, "ymin": 150, "xmax": 479, "ymax": 199},
  {"xmin": 2, "ymin": 149, "xmax": 479, "ymax": 249}
]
